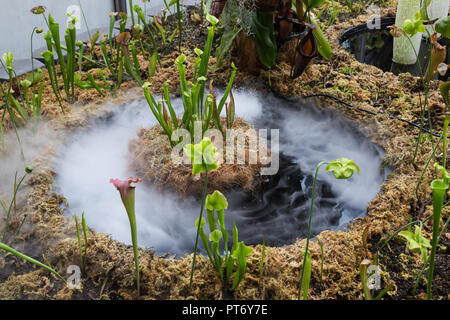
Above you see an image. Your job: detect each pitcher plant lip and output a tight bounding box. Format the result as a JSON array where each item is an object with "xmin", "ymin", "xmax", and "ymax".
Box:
[
  {"xmin": 30, "ymin": 5, "xmax": 46, "ymax": 15},
  {"xmin": 110, "ymin": 177, "xmax": 142, "ymax": 198}
]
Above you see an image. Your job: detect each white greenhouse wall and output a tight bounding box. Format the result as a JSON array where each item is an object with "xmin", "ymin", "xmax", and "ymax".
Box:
[
  {"xmin": 0, "ymin": 0, "xmax": 198, "ymax": 78},
  {"xmin": 0, "ymin": 0, "xmax": 198, "ymax": 60},
  {"xmin": 0, "ymin": 0, "xmax": 116, "ymax": 60}
]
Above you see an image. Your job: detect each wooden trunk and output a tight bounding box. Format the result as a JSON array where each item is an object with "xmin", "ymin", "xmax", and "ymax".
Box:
[
  {"xmin": 235, "ymin": 31, "xmax": 264, "ymax": 75},
  {"xmin": 255, "ymin": 0, "xmax": 291, "ymax": 12},
  {"xmin": 277, "ymin": 38, "xmax": 297, "ymax": 65}
]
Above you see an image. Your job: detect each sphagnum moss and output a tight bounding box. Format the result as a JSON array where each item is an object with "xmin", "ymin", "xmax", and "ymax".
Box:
[{"xmin": 1, "ymin": 5, "xmax": 449, "ymax": 300}]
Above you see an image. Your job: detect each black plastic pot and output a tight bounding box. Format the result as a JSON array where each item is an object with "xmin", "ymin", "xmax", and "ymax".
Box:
[{"xmin": 340, "ymin": 17, "xmax": 449, "ymax": 80}]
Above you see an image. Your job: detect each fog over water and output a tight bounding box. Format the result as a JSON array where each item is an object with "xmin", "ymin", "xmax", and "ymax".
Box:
[{"xmin": 53, "ymin": 89, "xmax": 387, "ymax": 255}]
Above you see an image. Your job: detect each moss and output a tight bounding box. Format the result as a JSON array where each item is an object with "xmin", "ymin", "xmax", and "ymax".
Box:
[
  {"xmin": 0, "ymin": 4, "xmax": 448, "ymax": 300},
  {"xmin": 0, "ymin": 270, "xmax": 52, "ymax": 300},
  {"xmin": 128, "ymin": 117, "xmax": 265, "ymax": 196}
]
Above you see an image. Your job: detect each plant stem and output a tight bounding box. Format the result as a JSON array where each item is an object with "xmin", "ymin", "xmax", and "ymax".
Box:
[
  {"xmin": 30, "ymin": 28, "xmax": 37, "ymax": 84},
  {"xmin": 428, "ymin": 182, "xmax": 445, "ymax": 299},
  {"xmin": 8, "ymin": 213, "xmax": 28, "ymax": 244},
  {"xmin": 2, "ymin": 172, "xmax": 28, "ymax": 243},
  {"xmin": 298, "ymin": 161, "xmax": 327, "ymax": 300},
  {"xmin": 129, "ymin": 0, "xmax": 135, "ymax": 26},
  {"xmin": 443, "ymin": 115, "xmax": 449, "ymax": 168},
  {"xmin": 407, "ymin": 33, "xmax": 434, "ymax": 164},
  {"xmin": 415, "ymin": 134, "xmax": 444, "ymax": 191},
  {"xmin": 0, "ymin": 242, "xmax": 65, "ymax": 282},
  {"xmin": 78, "ymin": 0, "xmax": 91, "ymax": 39},
  {"xmin": 177, "ymin": 0, "xmax": 182, "ymax": 52},
  {"xmin": 128, "ymin": 206, "xmax": 140, "ymax": 296},
  {"xmin": 188, "ymin": 168, "xmax": 209, "ymax": 296},
  {"xmin": 413, "ymin": 216, "xmax": 450, "ymax": 295},
  {"xmin": 74, "ymin": 213, "xmax": 84, "ymax": 272}
]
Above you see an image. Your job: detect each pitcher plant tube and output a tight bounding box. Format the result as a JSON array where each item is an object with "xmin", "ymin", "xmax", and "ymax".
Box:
[
  {"xmin": 428, "ymin": 164, "xmax": 449, "ymax": 299},
  {"xmin": 184, "ymin": 137, "xmax": 220, "ymax": 296},
  {"xmin": 142, "ymin": 13, "xmax": 237, "ymax": 147},
  {"xmin": 110, "ymin": 177, "xmax": 142, "ymax": 296},
  {"xmin": 196, "ymin": 190, "xmax": 253, "ymax": 291}
]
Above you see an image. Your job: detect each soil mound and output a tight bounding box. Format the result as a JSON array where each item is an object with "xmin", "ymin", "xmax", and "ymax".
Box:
[{"xmin": 128, "ymin": 117, "xmax": 269, "ymax": 196}]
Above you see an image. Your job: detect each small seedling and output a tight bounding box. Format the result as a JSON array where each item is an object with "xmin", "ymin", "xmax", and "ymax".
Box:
[
  {"xmin": 74, "ymin": 212, "xmax": 88, "ymax": 273},
  {"xmin": 398, "ymin": 224, "xmax": 431, "ymax": 262},
  {"xmin": 1, "ymin": 167, "xmax": 33, "ymax": 244}
]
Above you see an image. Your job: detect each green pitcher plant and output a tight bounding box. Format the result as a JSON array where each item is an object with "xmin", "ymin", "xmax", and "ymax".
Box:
[
  {"xmin": 183, "ymin": 137, "xmax": 221, "ymax": 296},
  {"xmin": 142, "ymin": 13, "xmax": 237, "ymax": 147},
  {"xmin": 298, "ymin": 158, "xmax": 360, "ymax": 300},
  {"xmin": 428, "ymin": 163, "xmax": 449, "ymax": 299},
  {"xmin": 398, "ymin": 224, "xmax": 431, "ymax": 262},
  {"xmin": 110, "ymin": 177, "xmax": 142, "ymax": 295},
  {"xmin": 196, "ymin": 190, "xmax": 252, "ymax": 291}
]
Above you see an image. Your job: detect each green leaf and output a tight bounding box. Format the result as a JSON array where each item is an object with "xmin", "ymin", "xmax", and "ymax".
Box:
[
  {"xmin": 153, "ymin": 16, "xmax": 166, "ymax": 47},
  {"xmin": 312, "ymin": 27, "xmax": 332, "ymax": 60},
  {"xmin": 205, "ymin": 190, "xmax": 229, "ymax": 211},
  {"xmin": 232, "ymin": 221, "xmax": 238, "ymax": 253},
  {"xmin": 195, "ymin": 216, "xmax": 206, "ymax": 229},
  {"xmin": 325, "ymin": 158, "xmax": 360, "ymax": 179},
  {"xmin": 0, "ymin": 242, "xmax": 65, "ymax": 282},
  {"xmin": 440, "ymin": 81, "xmax": 450, "ymax": 106},
  {"xmin": 301, "ymin": 251, "xmax": 311, "ymax": 300},
  {"xmin": 20, "ymin": 79, "xmax": 32, "ymax": 89},
  {"xmin": 420, "ymin": 0, "xmax": 432, "ymax": 21},
  {"xmin": 249, "ymin": 12, "xmax": 277, "ymax": 68},
  {"xmin": 231, "ymin": 241, "xmax": 252, "ymax": 260},
  {"xmin": 148, "ymin": 51, "xmax": 158, "ymax": 77},
  {"xmin": 194, "ymin": 48, "xmax": 203, "ymax": 57},
  {"xmin": 89, "ymin": 30, "xmax": 100, "ymax": 46},
  {"xmin": 2, "ymin": 52, "xmax": 14, "ymax": 70},
  {"xmin": 25, "ymin": 68, "xmax": 43, "ymax": 85},
  {"xmin": 206, "ymin": 13, "xmax": 219, "ymax": 26},
  {"xmin": 306, "ymin": 14, "xmax": 332, "ymax": 60},
  {"xmin": 209, "ymin": 229, "xmax": 223, "ymax": 243},
  {"xmin": 183, "ymin": 137, "xmax": 219, "ymax": 175},
  {"xmin": 231, "ymin": 241, "xmax": 252, "ymax": 290},
  {"xmin": 403, "ymin": 12, "xmax": 425, "ymax": 37},
  {"xmin": 215, "ymin": 27, "xmax": 242, "ymax": 69},
  {"xmin": 436, "ymin": 15, "xmax": 450, "ymax": 39},
  {"xmin": 434, "ymin": 163, "xmax": 450, "ymax": 186},
  {"xmin": 175, "ymin": 54, "xmax": 186, "ymax": 65},
  {"xmin": 398, "ymin": 225, "xmax": 431, "ymax": 260}
]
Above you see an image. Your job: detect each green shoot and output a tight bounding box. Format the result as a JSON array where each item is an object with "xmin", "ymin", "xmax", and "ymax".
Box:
[
  {"xmin": 398, "ymin": 224, "xmax": 431, "ymax": 262},
  {"xmin": 0, "ymin": 241, "xmax": 65, "ymax": 283},
  {"xmin": 1, "ymin": 167, "xmax": 33, "ymax": 244},
  {"xmin": 74, "ymin": 212, "xmax": 88, "ymax": 273},
  {"xmin": 360, "ymin": 259, "xmax": 372, "ymax": 300}
]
